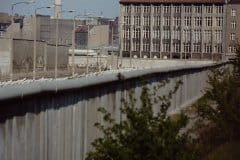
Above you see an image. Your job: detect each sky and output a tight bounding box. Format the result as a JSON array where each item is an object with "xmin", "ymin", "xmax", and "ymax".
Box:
[{"xmin": 0, "ymin": 0, "xmax": 120, "ymax": 18}]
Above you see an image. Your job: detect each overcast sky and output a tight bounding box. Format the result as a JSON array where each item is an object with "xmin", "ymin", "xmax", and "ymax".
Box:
[{"xmin": 0, "ymin": 0, "xmax": 119, "ymax": 18}]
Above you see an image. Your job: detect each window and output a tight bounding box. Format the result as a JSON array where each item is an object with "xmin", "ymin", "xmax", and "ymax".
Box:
[
  {"xmin": 193, "ymin": 44, "xmax": 201, "ymax": 53},
  {"xmin": 123, "ymin": 16, "xmax": 130, "ymax": 25},
  {"xmin": 153, "ymin": 6, "xmax": 161, "ymax": 14},
  {"xmin": 143, "ymin": 42, "xmax": 150, "ymax": 51},
  {"xmin": 204, "ymin": 44, "xmax": 212, "ymax": 53},
  {"xmin": 195, "ymin": 6, "xmax": 202, "ymax": 14},
  {"xmin": 123, "ymin": 28, "xmax": 130, "ymax": 39},
  {"xmin": 134, "ymin": 6, "xmax": 141, "ymax": 13},
  {"xmin": 205, "ymin": 17, "xmax": 212, "ymax": 26},
  {"xmin": 184, "ymin": 6, "xmax": 191, "ymax": 13},
  {"xmin": 194, "ymin": 17, "xmax": 202, "ymax": 27},
  {"xmin": 143, "ymin": 28, "xmax": 150, "ymax": 39},
  {"xmin": 216, "ymin": 17, "xmax": 223, "ymax": 27},
  {"xmin": 184, "ymin": 43, "xmax": 191, "ymax": 53},
  {"xmin": 204, "ymin": 30, "xmax": 212, "ymax": 41},
  {"xmin": 143, "ymin": 6, "xmax": 150, "ymax": 13},
  {"xmin": 230, "ymin": 33, "xmax": 236, "ymax": 41},
  {"xmin": 133, "ymin": 16, "xmax": 140, "ymax": 26},
  {"xmin": 214, "ymin": 45, "xmax": 222, "ymax": 53},
  {"xmin": 216, "ymin": 5, "xmax": 223, "ymax": 14},
  {"xmin": 183, "ymin": 30, "xmax": 191, "ymax": 42},
  {"xmin": 154, "ymin": 16, "xmax": 161, "ymax": 26},
  {"xmin": 163, "ymin": 30, "xmax": 170, "ymax": 39},
  {"xmin": 164, "ymin": 17, "xmax": 171, "ymax": 26},
  {"xmin": 205, "ymin": 6, "xmax": 213, "ymax": 14},
  {"xmin": 174, "ymin": 6, "xmax": 181, "ymax": 13},
  {"xmin": 231, "ymin": 9, "xmax": 236, "ymax": 16},
  {"xmin": 163, "ymin": 43, "xmax": 170, "ymax": 52},
  {"xmin": 124, "ymin": 6, "xmax": 131, "ymax": 13},
  {"xmin": 163, "ymin": 6, "xmax": 170, "ymax": 13},
  {"xmin": 193, "ymin": 30, "xmax": 201, "ymax": 42},
  {"xmin": 231, "ymin": 21, "xmax": 236, "ymax": 29},
  {"xmin": 215, "ymin": 30, "xmax": 222, "ymax": 43},
  {"xmin": 143, "ymin": 16, "xmax": 150, "ymax": 26},
  {"xmin": 173, "ymin": 17, "xmax": 181, "ymax": 26},
  {"xmin": 228, "ymin": 46, "xmax": 236, "ymax": 53},
  {"xmin": 123, "ymin": 40, "xmax": 130, "ymax": 51},
  {"xmin": 184, "ymin": 17, "xmax": 191, "ymax": 26},
  {"xmin": 133, "ymin": 42, "xmax": 140, "ymax": 51},
  {"xmin": 172, "ymin": 30, "xmax": 180, "ymax": 40},
  {"xmin": 133, "ymin": 28, "xmax": 140, "ymax": 38},
  {"xmin": 153, "ymin": 29, "xmax": 160, "ymax": 39},
  {"xmin": 173, "ymin": 43, "xmax": 181, "ymax": 52},
  {"xmin": 153, "ymin": 42, "xmax": 160, "ymax": 52}
]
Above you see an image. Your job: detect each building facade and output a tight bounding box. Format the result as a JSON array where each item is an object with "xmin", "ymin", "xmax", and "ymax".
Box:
[{"xmin": 119, "ymin": 0, "xmax": 240, "ymax": 60}]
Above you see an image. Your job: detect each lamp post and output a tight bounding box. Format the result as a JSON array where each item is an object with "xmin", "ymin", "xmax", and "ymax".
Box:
[
  {"xmin": 11, "ymin": 0, "xmax": 35, "ymax": 24},
  {"xmin": 10, "ymin": 0, "xmax": 35, "ymax": 80},
  {"xmin": 33, "ymin": 6, "xmax": 52, "ymax": 80},
  {"xmin": 55, "ymin": 9, "xmax": 76, "ymax": 79}
]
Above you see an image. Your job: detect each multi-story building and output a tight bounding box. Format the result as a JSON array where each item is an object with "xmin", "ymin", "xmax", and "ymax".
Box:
[
  {"xmin": 119, "ymin": 0, "xmax": 240, "ymax": 60},
  {"xmin": 0, "ymin": 13, "xmax": 11, "ymax": 37}
]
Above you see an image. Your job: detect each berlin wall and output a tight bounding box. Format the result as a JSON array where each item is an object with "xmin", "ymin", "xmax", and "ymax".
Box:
[{"xmin": 0, "ymin": 62, "xmax": 229, "ymax": 160}]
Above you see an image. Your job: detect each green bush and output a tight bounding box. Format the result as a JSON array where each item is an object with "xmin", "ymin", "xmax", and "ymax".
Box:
[{"xmin": 86, "ymin": 80, "xmax": 197, "ymax": 160}]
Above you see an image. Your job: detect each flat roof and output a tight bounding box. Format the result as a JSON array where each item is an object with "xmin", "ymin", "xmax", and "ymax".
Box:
[{"xmin": 120, "ymin": 0, "xmax": 225, "ymax": 4}]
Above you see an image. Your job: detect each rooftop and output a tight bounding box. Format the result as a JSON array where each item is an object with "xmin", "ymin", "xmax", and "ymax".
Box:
[{"xmin": 120, "ymin": 0, "xmax": 225, "ymax": 4}]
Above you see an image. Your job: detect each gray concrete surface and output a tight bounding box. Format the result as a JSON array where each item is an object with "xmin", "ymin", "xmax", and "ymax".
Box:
[{"xmin": 0, "ymin": 62, "xmax": 229, "ymax": 160}]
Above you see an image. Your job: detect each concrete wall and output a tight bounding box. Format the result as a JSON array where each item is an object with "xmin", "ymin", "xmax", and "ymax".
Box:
[
  {"xmin": 49, "ymin": 19, "xmax": 73, "ymax": 45},
  {"xmin": 0, "ymin": 38, "xmax": 69, "ymax": 74},
  {"xmin": 12, "ymin": 39, "xmax": 69, "ymax": 71},
  {"xmin": 0, "ymin": 63, "xmax": 229, "ymax": 160},
  {"xmin": 69, "ymin": 55, "xmax": 214, "ymax": 70},
  {"xmin": 0, "ymin": 38, "xmax": 11, "ymax": 74},
  {"xmin": 88, "ymin": 25, "xmax": 109, "ymax": 49}
]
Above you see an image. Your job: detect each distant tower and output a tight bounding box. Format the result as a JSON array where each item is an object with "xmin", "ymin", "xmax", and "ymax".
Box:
[{"xmin": 54, "ymin": 0, "xmax": 62, "ymax": 18}]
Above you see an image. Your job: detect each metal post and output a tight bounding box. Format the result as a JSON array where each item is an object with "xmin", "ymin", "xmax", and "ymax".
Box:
[
  {"xmin": 86, "ymin": 25, "xmax": 89, "ymax": 74},
  {"xmin": 55, "ymin": 15, "xmax": 59, "ymax": 79},
  {"xmin": 44, "ymin": 43, "xmax": 47, "ymax": 72},
  {"xmin": 111, "ymin": 27, "xmax": 114, "ymax": 69},
  {"xmin": 10, "ymin": 1, "xmax": 35, "ymax": 80},
  {"xmin": 34, "ymin": 6, "xmax": 52, "ymax": 79},
  {"xmin": 54, "ymin": 10, "xmax": 76, "ymax": 79},
  {"xmin": 120, "ymin": 24, "xmax": 123, "ymax": 68},
  {"xmin": 10, "ymin": 38, "xmax": 13, "ymax": 80},
  {"xmin": 33, "ymin": 14, "xmax": 37, "ymax": 80},
  {"xmin": 71, "ymin": 19, "xmax": 76, "ymax": 76}
]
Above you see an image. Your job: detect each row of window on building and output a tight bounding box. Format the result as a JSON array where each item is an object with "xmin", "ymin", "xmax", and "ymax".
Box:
[
  {"xmin": 124, "ymin": 5, "xmax": 226, "ymax": 14},
  {"xmin": 123, "ymin": 41, "xmax": 223, "ymax": 53},
  {"xmin": 123, "ymin": 16, "xmax": 238, "ymax": 28},
  {"xmin": 123, "ymin": 29, "xmax": 225, "ymax": 41},
  {"xmin": 124, "ymin": 5, "xmax": 237, "ymax": 17}
]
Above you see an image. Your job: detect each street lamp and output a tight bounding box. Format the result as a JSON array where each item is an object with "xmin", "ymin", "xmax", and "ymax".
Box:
[
  {"xmin": 55, "ymin": 9, "xmax": 76, "ymax": 79},
  {"xmin": 11, "ymin": 0, "xmax": 35, "ymax": 24},
  {"xmin": 33, "ymin": 6, "xmax": 53, "ymax": 80},
  {"xmin": 10, "ymin": 0, "xmax": 35, "ymax": 80}
]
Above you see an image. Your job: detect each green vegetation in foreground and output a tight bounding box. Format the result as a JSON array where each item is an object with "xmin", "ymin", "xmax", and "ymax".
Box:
[
  {"xmin": 86, "ymin": 80, "xmax": 197, "ymax": 160},
  {"xmin": 86, "ymin": 44, "xmax": 240, "ymax": 160}
]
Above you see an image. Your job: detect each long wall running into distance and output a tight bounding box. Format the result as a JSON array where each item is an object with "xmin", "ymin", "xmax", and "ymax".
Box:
[{"xmin": 0, "ymin": 62, "xmax": 229, "ymax": 160}]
